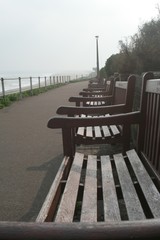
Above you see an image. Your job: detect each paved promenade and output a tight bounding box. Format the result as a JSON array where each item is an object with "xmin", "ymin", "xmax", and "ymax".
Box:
[{"xmin": 0, "ymin": 81, "xmax": 88, "ymax": 221}]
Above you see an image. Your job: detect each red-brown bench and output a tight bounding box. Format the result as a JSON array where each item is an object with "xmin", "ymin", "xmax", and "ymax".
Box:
[
  {"xmin": 0, "ymin": 72, "xmax": 160, "ymax": 240},
  {"xmin": 56, "ymin": 75, "xmax": 136, "ymax": 153},
  {"xmin": 36, "ymin": 72, "xmax": 160, "ymax": 239}
]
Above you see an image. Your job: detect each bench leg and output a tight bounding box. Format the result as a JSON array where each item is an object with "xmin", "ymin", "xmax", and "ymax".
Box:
[
  {"xmin": 122, "ymin": 124, "xmax": 131, "ymax": 153},
  {"xmin": 62, "ymin": 128, "xmax": 75, "ymax": 157}
]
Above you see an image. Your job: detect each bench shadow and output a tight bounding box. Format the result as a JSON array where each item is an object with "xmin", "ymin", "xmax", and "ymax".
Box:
[{"xmin": 19, "ymin": 154, "xmax": 63, "ymax": 222}]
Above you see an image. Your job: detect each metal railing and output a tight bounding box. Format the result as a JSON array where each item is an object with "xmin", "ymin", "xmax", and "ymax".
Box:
[{"xmin": 0, "ymin": 75, "xmax": 71, "ymax": 98}]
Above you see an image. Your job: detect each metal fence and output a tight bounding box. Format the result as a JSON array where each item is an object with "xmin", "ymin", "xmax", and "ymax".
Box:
[{"xmin": 0, "ymin": 75, "xmax": 71, "ymax": 98}]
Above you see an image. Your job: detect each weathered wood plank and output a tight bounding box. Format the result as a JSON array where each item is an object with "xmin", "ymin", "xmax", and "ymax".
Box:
[
  {"xmin": 101, "ymin": 155, "xmax": 121, "ymax": 221},
  {"xmin": 86, "ymin": 126, "xmax": 93, "ymax": 137},
  {"xmin": 86, "ymin": 101, "xmax": 105, "ymax": 106},
  {"xmin": 55, "ymin": 152, "xmax": 84, "ymax": 222},
  {"xmin": 152, "ymin": 95, "xmax": 160, "ymax": 169},
  {"xmin": 114, "ymin": 153, "xmax": 145, "ymax": 220},
  {"xmin": 81, "ymin": 155, "xmax": 97, "ymax": 222},
  {"xmin": 36, "ymin": 156, "xmax": 70, "ymax": 222},
  {"xmin": 77, "ymin": 127, "xmax": 85, "ymax": 136},
  {"xmin": 146, "ymin": 79, "xmax": 160, "ymax": 94},
  {"xmin": 101, "ymin": 125, "xmax": 111, "ymax": 137},
  {"xmin": 104, "ymin": 114, "xmax": 120, "ymax": 136},
  {"xmin": 110, "ymin": 125, "xmax": 120, "ymax": 135},
  {"xmin": 94, "ymin": 126, "xmax": 102, "ymax": 138},
  {"xmin": 126, "ymin": 149, "xmax": 160, "ymax": 218},
  {"xmin": 115, "ymin": 81, "xmax": 128, "ymax": 89}
]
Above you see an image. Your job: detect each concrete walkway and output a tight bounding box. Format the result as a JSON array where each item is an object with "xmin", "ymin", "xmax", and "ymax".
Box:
[{"xmin": 0, "ymin": 81, "xmax": 88, "ymax": 221}]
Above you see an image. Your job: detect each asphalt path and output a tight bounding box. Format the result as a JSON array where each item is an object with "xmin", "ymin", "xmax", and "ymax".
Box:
[{"xmin": 0, "ymin": 81, "xmax": 88, "ymax": 221}]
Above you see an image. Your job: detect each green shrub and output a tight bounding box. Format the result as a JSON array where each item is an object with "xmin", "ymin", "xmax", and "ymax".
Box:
[
  {"xmin": 0, "ymin": 97, "xmax": 11, "ymax": 107},
  {"xmin": 0, "ymin": 103, "xmax": 4, "ymax": 109},
  {"xmin": 9, "ymin": 94, "xmax": 18, "ymax": 101}
]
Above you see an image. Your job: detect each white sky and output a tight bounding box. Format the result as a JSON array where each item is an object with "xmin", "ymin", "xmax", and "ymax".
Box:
[{"xmin": 0, "ymin": 0, "xmax": 159, "ymax": 74}]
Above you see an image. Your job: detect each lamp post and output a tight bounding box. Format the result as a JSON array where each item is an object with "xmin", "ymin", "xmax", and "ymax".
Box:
[{"xmin": 95, "ymin": 36, "xmax": 100, "ymax": 81}]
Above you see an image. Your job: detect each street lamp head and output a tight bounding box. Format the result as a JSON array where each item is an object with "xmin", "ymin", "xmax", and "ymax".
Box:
[{"xmin": 95, "ymin": 36, "xmax": 99, "ymax": 39}]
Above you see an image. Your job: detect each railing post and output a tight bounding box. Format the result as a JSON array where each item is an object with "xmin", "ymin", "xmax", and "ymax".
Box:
[
  {"xmin": 30, "ymin": 77, "xmax": 33, "ymax": 95},
  {"xmin": 53, "ymin": 76, "xmax": 55, "ymax": 85},
  {"xmin": 57, "ymin": 76, "xmax": 58, "ymax": 84},
  {"xmin": 19, "ymin": 77, "xmax": 22, "ymax": 99},
  {"xmin": 1, "ymin": 78, "xmax": 5, "ymax": 98},
  {"xmin": 38, "ymin": 77, "xmax": 41, "ymax": 92},
  {"xmin": 50, "ymin": 76, "xmax": 52, "ymax": 86},
  {"xmin": 45, "ymin": 76, "xmax": 47, "ymax": 90}
]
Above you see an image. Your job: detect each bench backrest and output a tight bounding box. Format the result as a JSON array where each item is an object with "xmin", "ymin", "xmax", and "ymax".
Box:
[
  {"xmin": 114, "ymin": 76, "xmax": 136, "ymax": 112},
  {"xmin": 138, "ymin": 72, "xmax": 160, "ymax": 176},
  {"xmin": 105, "ymin": 78, "xmax": 115, "ymax": 95},
  {"xmin": 114, "ymin": 81, "xmax": 129, "ymax": 104},
  {"xmin": 87, "ymin": 78, "xmax": 114, "ymax": 92}
]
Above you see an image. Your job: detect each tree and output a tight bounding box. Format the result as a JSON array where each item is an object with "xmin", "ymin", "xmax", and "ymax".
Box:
[{"xmin": 104, "ymin": 14, "xmax": 160, "ymax": 76}]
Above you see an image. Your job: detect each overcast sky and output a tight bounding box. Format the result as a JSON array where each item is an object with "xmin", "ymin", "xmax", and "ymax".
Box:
[{"xmin": 0, "ymin": 0, "xmax": 159, "ymax": 75}]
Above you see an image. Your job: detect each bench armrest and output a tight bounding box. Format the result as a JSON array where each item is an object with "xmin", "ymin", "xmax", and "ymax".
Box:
[
  {"xmin": 48, "ymin": 111, "xmax": 141, "ymax": 129},
  {"xmin": 83, "ymin": 87, "xmax": 105, "ymax": 92},
  {"xmin": 56, "ymin": 104, "xmax": 127, "ymax": 115},
  {"xmin": 79, "ymin": 91, "xmax": 109, "ymax": 96},
  {"xmin": 69, "ymin": 96, "xmax": 112, "ymax": 103}
]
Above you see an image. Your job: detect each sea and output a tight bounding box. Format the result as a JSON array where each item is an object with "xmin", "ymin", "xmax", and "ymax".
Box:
[
  {"xmin": 0, "ymin": 70, "xmax": 92, "ymax": 95},
  {"xmin": 0, "ymin": 71, "xmax": 54, "ymax": 94},
  {"xmin": 0, "ymin": 70, "xmax": 91, "ymax": 95}
]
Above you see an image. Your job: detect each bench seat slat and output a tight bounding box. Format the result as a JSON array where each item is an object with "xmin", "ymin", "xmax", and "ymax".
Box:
[
  {"xmin": 76, "ymin": 114, "xmax": 120, "ymax": 139},
  {"xmin": 77, "ymin": 125, "xmax": 119, "ymax": 138},
  {"xmin": 86, "ymin": 101, "xmax": 105, "ymax": 106},
  {"xmin": 81, "ymin": 155, "xmax": 97, "ymax": 222},
  {"xmin": 55, "ymin": 152, "xmax": 84, "ymax": 222},
  {"xmin": 86, "ymin": 126, "xmax": 93, "ymax": 137},
  {"xmin": 114, "ymin": 153, "xmax": 146, "ymax": 220},
  {"xmin": 126, "ymin": 149, "xmax": 160, "ymax": 218},
  {"xmin": 94, "ymin": 126, "xmax": 102, "ymax": 138},
  {"xmin": 36, "ymin": 156, "xmax": 70, "ymax": 222},
  {"xmin": 101, "ymin": 156, "xmax": 121, "ymax": 221},
  {"xmin": 101, "ymin": 126, "xmax": 111, "ymax": 137},
  {"xmin": 104, "ymin": 114, "xmax": 120, "ymax": 136},
  {"xmin": 110, "ymin": 125, "xmax": 120, "ymax": 135},
  {"xmin": 77, "ymin": 127, "xmax": 85, "ymax": 136}
]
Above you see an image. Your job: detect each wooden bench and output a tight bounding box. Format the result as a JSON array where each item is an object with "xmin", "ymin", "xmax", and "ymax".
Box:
[
  {"xmin": 78, "ymin": 79, "xmax": 115, "ymax": 106},
  {"xmin": 56, "ymin": 75, "xmax": 136, "ymax": 153},
  {"xmin": 70, "ymin": 78, "xmax": 116, "ymax": 107},
  {"xmin": 86, "ymin": 77, "xmax": 108, "ymax": 89},
  {"xmin": 81, "ymin": 78, "xmax": 114, "ymax": 95},
  {"xmin": 69, "ymin": 76, "xmax": 132, "ymax": 107},
  {"xmin": 0, "ymin": 72, "xmax": 160, "ymax": 239},
  {"xmin": 36, "ymin": 72, "xmax": 160, "ymax": 238}
]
